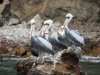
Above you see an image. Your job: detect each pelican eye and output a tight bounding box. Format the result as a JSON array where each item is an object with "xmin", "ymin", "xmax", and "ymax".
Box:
[
  {"xmin": 43, "ymin": 23, "xmax": 49, "ymax": 26},
  {"xmin": 31, "ymin": 23, "xmax": 35, "ymax": 25},
  {"xmin": 66, "ymin": 17, "xmax": 70, "ymax": 19}
]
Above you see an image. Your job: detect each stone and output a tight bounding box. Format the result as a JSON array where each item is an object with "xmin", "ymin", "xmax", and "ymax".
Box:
[
  {"xmin": 8, "ymin": 18, "xmax": 20, "ymax": 25},
  {"xmin": 14, "ymin": 48, "xmax": 86, "ymax": 75}
]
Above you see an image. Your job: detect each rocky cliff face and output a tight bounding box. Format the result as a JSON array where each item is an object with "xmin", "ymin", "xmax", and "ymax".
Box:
[
  {"xmin": 9, "ymin": 0, "xmax": 100, "ymax": 23},
  {"xmin": 1, "ymin": 0, "xmax": 100, "ymax": 24}
]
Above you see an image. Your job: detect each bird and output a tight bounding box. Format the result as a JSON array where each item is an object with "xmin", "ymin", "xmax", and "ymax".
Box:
[
  {"xmin": 58, "ymin": 13, "xmax": 85, "ymax": 48},
  {"xmin": 30, "ymin": 46, "xmax": 39, "ymax": 57},
  {"xmin": 29, "ymin": 19, "xmax": 54, "ymax": 57},
  {"xmin": 39, "ymin": 20, "xmax": 67, "ymax": 53}
]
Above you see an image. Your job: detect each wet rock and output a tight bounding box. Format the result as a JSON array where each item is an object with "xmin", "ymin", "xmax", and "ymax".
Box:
[{"xmin": 14, "ymin": 47, "xmax": 86, "ymax": 75}]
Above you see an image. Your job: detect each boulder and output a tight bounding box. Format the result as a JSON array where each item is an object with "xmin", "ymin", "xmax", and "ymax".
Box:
[{"xmin": 14, "ymin": 47, "xmax": 86, "ymax": 75}]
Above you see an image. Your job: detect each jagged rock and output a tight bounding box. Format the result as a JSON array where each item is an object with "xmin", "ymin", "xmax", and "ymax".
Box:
[{"xmin": 14, "ymin": 48, "xmax": 86, "ymax": 75}]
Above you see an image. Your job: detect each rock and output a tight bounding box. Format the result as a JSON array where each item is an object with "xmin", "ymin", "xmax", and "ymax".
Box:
[
  {"xmin": 84, "ymin": 38, "xmax": 92, "ymax": 48},
  {"xmin": 0, "ymin": 31, "xmax": 6, "ymax": 40},
  {"xmin": 14, "ymin": 48, "xmax": 86, "ymax": 75},
  {"xmin": 90, "ymin": 40, "xmax": 100, "ymax": 49},
  {"xmin": 0, "ymin": 0, "xmax": 10, "ymax": 27},
  {"xmin": 3, "ymin": 0, "xmax": 98, "ymax": 25},
  {"xmin": 81, "ymin": 47, "xmax": 100, "ymax": 57},
  {"xmin": 0, "ymin": 39, "xmax": 31, "ymax": 56},
  {"xmin": 8, "ymin": 17, "xmax": 20, "ymax": 25},
  {"xmin": 0, "ymin": 0, "xmax": 9, "ymax": 17},
  {"xmin": 14, "ymin": 57, "xmax": 36, "ymax": 74},
  {"xmin": 10, "ymin": 44, "xmax": 31, "ymax": 56},
  {"xmin": 0, "ymin": 40, "xmax": 11, "ymax": 54}
]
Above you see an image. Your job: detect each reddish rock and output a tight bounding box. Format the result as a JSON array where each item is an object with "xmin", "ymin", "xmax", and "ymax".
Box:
[
  {"xmin": 0, "ymin": 40, "xmax": 31, "ymax": 56},
  {"xmin": 0, "ymin": 40, "xmax": 11, "ymax": 54},
  {"xmin": 10, "ymin": 44, "xmax": 31, "ymax": 56}
]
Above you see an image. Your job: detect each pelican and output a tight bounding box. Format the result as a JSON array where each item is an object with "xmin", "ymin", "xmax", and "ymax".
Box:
[
  {"xmin": 39, "ymin": 20, "xmax": 67, "ymax": 52},
  {"xmin": 30, "ymin": 46, "xmax": 39, "ymax": 57},
  {"xmin": 29, "ymin": 19, "xmax": 54, "ymax": 57},
  {"xmin": 60, "ymin": 13, "xmax": 85, "ymax": 47}
]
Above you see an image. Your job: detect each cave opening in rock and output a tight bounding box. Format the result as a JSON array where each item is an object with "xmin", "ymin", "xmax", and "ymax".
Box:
[{"xmin": 0, "ymin": 0, "xmax": 3, "ymax": 4}]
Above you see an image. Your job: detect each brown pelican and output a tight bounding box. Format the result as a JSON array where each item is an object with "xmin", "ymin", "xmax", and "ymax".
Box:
[
  {"xmin": 59, "ymin": 13, "xmax": 85, "ymax": 48},
  {"xmin": 30, "ymin": 19, "xmax": 54, "ymax": 57},
  {"xmin": 40, "ymin": 20, "xmax": 67, "ymax": 52}
]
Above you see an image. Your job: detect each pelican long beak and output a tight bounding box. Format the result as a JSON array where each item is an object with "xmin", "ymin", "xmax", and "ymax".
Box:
[
  {"xmin": 30, "ymin": 24, "xmax": 33, "ymax": 40},
  {"xmin": 38, "ymin": 25, "xmax": 47, "ymax": 37},
  {"xmin": 61, "ymin": 20, "xmax": 66, "ymax": 31},
  {"xmin": 63, "ymin": 19, "xmax": 68, "ymax": 30},
  {"xmin": 61, "ymin": 25, "xmax": 64, "ymax": 31}
]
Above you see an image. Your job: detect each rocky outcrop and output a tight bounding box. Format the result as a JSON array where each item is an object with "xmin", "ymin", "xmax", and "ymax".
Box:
[{"xmin": 14, "ymin": 48, "xmax": 86, "ymax": 75}]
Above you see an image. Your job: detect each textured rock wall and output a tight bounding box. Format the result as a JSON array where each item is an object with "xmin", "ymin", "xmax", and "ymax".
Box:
[
  {"xmin": 8, "ymin": 0, "xmax": 100, "ymax": 24},
  {"xmin": 47, "ymin": 0, "xmax": 100, "ymax": 24},
  {"xmin": 0, "ymin": 0, "xmax": 100, "ymax": 25}
]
